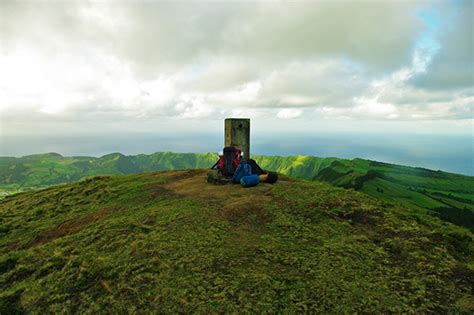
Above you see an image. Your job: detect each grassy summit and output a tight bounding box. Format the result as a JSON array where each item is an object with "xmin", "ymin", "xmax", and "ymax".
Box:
[
  {"xmin": 0, "ymin": 170, "xmax": 472, "ymax": 313},
  {"xmin": 2, "ymin": 152, "xmax": 473, "ymax": 230}
]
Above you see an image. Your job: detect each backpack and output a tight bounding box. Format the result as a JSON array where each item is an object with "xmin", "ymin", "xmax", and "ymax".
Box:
[
  {"xmin": 211, "ymin": 146, "xmax": 242, "ymax": 178},
  {"xmin": 232, "ymin": 162, "xmax": 252, "ymax": 183},
  {"xmin": 247, "ymin": 158, "xmax": 265, "ymax": 175}
]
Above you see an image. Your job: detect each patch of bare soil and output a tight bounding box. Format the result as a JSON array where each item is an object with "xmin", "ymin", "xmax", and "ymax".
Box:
[
  {"xmin": 164, "ymin": 170, "xmax": 271, "ymax": 200},
  {"xmin": 162, "ymin": 170, "xmax": 280, "ymax": 223},
  {"xmin": 26, "ymin": 208, "xmax": 113, "ymax": 248}
]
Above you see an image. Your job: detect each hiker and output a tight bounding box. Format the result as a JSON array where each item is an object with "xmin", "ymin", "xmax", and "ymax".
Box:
[{"xmin": 207, "ymin": 146, "xmax": 278, "ymax": 186}]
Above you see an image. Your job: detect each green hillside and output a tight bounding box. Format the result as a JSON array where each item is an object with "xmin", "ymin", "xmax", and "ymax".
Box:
[
  {"xmin": 1, "ymin": 170, "xmax": 472, "ymax": 313},
  {"xmin": 252, "ymin": 155, "xmax": 338, "ymax": 180},
  {"xmin": 0, "ymin": 152, "xmax": 218, "ymax": 196},
  {"xmin": 1, "ymin": 152, "xmax": 473, "ymax": 230},
  {"xmin": 308, "ymin": 159, "xmax": 474, "ymax": 230}
]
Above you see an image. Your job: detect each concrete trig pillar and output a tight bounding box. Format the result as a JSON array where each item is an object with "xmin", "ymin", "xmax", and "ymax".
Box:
[{"xmin": 225, "ymin": 118, "xmax": 250, "ymax": 159}]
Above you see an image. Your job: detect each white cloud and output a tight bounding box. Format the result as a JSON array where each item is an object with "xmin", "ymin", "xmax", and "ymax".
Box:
[
  {"xmin": 277, "ymin": 108, "xmax": 304, "ymax": 120},
  {"xmin": 0, "ymin": 0, "xmax": 472, "ymax": 133},
  {"xmin": 207, "ymin": 81, "xmax": 262, "ymax": 107},
  {"xmin": 77, "ymin": 4, "xmax": 126, "ymax": 31},
  {"xmin": 176, "ymin": 96, "xmax": 215, "ymax": 119},
  {"xmin": 353, "ymin": 99, "xmax": 399, "ymax": 119}
]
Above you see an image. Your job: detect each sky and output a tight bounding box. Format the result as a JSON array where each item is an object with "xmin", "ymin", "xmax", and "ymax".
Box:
[{"xmin": 0, "ymin": 0, "xmax": 473, "ymax": 172}]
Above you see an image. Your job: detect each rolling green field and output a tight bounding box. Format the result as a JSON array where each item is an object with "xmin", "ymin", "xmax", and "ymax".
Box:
[
  {"xmin": 2, "ymin": 152, "xmax": 473, "ymax": 230},
  {"xmin": 1, "ymin": 170, "xmax": 472, "ymax": 313}
]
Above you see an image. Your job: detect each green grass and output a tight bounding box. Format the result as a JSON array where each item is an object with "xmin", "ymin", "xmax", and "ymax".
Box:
[
  {"xmin": 2, "ymin": 152, "xmax": 473, "ymax": 230},
  {"xmin": 361, "ymin": 177, "xmax": 445, "ymax": 210},
  {"xmin": 0, "ymin": 170, "xmax": 472, "ymax": 313}
]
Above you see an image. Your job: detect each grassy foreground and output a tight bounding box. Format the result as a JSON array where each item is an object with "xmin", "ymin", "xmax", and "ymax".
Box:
[{"xmin": 0, "ymin": 170, "xmax": 473, "ymax": 313}]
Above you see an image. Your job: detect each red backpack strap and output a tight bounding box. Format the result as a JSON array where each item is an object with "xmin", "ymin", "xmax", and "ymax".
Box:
[{"xmin": 219, "ymin": 155, "xmax": 224, "ymax": 170}]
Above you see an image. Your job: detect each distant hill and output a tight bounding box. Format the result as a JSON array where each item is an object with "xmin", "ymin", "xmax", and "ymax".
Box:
[
  {"xmin": 1, "ymin": 152, "xmax": 473, "ymax": 230},
  {"xmin": 0, "ymin": 170, "xmax": 472, "ymax": 313},
  {"xmin": 0, "ymin": 152, "xmax": 217, "ymax": 195}
]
